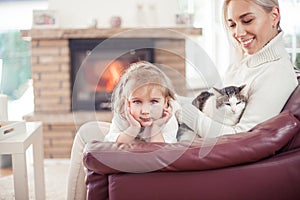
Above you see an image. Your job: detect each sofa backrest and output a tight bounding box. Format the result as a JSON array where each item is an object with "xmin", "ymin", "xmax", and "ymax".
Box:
[
  {"xmin": 84, "ymin": 110, "xmax": 300, "ymax": 175},
  {"xmin": 282, "ymin": 83, "xmax": 300, "ymax": 151},
  {"xmin": 283, "ymin": 83, "xmax": 300, "ymax": 118}
]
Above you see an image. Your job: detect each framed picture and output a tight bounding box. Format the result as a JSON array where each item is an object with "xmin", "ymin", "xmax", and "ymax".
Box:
[
  {"xmin": 32, "ymin": 10, "xmax": 58, "ymax": 28},
  {"xmin": 175, "ymin": 13, "xmax": 194, "ymax": 27}
]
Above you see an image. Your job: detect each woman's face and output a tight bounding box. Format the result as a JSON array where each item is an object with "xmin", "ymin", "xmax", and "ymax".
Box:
[
  {"xmin": 226, "ymin": 0, "xmax": 280, "ymax": 55},
  {"xmin": 128, "ymin": 85, "xmax": 168, "ymax": 127}
]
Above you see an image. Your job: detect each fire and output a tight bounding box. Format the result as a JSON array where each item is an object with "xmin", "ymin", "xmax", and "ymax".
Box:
[
  {"xmin": 83, "ymin": 59, "xmax": 127, "ymax": 92},
  {"xmin": 98, "ymin": 60, "xmax": 124, "ymax": 92}
]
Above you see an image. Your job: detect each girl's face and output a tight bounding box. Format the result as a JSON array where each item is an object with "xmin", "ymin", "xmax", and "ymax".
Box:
[
  {"xmin": 226, "ymin": 0, "xmax": 280, "ymax": 55},
  {"xmin": 128, "ymin": 85, "xmax": 168, "ymax": 127}
]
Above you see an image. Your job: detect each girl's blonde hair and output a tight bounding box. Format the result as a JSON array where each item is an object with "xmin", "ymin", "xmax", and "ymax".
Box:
[
  {"xmin": 222, "ymin": 0, "xmax": 281, "ymax": 61},
  {"xmin": 111, "ymin": 61, "xmax": 176, "ymax": 118}
]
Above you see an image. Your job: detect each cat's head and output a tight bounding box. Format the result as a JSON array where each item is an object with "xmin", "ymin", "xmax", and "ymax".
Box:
[{"xmin": 213, "ymin": 84, "xmax": 247, "ymax": 115}]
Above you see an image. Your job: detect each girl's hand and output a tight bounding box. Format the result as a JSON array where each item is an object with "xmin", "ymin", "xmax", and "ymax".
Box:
[
  {"xmin": 153, "ymin": 107, "xmax": 172, "ymax": 126},
  {"xmin": 125, "ymin": 101, "xmax": 140, "ymax": 127},
  {"xmin": 124, "ymin": 100, "xmax": 141, "ymax": 137},
  {"xmin": 150, "ymin": 106, "xmax": 172, "ymax": 137}
]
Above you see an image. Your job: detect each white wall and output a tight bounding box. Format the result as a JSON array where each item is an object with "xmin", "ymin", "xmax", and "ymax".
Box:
[
  {"xmin": 0, "ymin": 1, "xmax": 48, "ymax": 30},
  {"xmin": 49, "ymin": 0, "xmax": 181, "ymax": 28}
]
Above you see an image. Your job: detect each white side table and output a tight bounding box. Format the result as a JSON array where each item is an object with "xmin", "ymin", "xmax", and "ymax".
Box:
[{"xmin": 0, "ymin": 122, "xmax": 45, "ymax": 200}]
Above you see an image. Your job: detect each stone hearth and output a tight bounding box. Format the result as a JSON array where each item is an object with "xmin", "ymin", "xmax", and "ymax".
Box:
[{"xmin": 21, "ymin": 27, "xmax": 202, "ymax": 158}]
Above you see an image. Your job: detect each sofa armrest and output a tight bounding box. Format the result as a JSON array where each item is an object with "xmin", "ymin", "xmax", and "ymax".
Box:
[{"xmin": 83, "ymin": 110, "xmax": 300, "ymax": 174}]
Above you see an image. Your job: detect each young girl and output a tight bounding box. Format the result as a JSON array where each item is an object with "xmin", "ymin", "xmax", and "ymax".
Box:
[{"xmin": 104, "ymin": 61, "xmax": 178, "ymax": 143}]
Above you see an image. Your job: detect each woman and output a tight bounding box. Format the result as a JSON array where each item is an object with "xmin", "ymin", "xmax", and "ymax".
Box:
[{"xmin": 181, "ymin": 0, "xmax": 298, "ymax": 138}]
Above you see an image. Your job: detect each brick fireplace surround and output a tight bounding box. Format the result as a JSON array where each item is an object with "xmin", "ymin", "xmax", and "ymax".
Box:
[{"xmin": 21, "ymin": 27, "xmax": 202, "ymax": 158}]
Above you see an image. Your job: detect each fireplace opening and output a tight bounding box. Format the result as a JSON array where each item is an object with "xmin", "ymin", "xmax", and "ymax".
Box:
[{"xmin": 70, "ymin": 38, "xmax": 154, "ymax": 111}]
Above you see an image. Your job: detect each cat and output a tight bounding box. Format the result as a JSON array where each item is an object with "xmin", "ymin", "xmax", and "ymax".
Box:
[
  {"xmin": 176, "ymin": 85, "xmax": 247, "ymax": 142},
  {"xmin": 192, "ymin": 84, "xmax": 247, "ymax": 126}
]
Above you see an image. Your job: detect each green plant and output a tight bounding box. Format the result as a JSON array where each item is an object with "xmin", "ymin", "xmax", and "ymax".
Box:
[{"xmin": 0, "ymin": 31, "xmax": 30, "ymax": 99}]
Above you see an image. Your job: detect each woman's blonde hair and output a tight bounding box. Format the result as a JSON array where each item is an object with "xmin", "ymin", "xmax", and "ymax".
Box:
[
  {"xmin": 111, "ymin": 61, "xmax": 176, "ymax": 118},
  {"xmin": 222, "ymin": 0, "xmax": 281, "ymax": 61}
]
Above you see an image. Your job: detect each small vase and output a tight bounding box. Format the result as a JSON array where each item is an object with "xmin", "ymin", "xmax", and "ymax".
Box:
[{"xmin": 110, "ymin": 16, "xmax": 122, "ymax": 28}]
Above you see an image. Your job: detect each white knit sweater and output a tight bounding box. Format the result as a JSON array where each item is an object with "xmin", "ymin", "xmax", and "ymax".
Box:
[{"xmin": 182, "ymin": 32, "xmax": 298, "ymax": 138}]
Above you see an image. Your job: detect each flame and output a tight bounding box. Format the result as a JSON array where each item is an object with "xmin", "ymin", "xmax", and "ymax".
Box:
[
  {"xmin": 98, "ymin": 60, "xmax": 124, "ymax": 92},
  {"xmin": 83, "ymin": 60, "xmax": 128, "ymax": 92}
]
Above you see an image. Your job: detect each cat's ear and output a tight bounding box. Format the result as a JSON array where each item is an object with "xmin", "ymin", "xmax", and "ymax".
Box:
[
  {"xmin": 213, "ymin": 87, "xmax": 223, "ymax": 95},
  {"xmin": 239, "ymin": 84, "xmax": 246, "ymax": 91}
]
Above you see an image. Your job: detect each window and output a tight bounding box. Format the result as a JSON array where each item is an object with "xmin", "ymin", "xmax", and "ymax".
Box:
[
  {"xmin": 0, "ymin": 0, "xmax": 48, "ymax": 120},
  {"xmin": 280, "ymin": 0, "xmax": 300, "ymax": 68}
]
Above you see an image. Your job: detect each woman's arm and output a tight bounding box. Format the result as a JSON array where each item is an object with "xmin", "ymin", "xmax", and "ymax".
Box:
[
  {"xmin": 182, "ymin": 62, "xmax": 297, "ymax": 138},
  {"xmin": 182, "ymin": 103, "xmax": 235, "ymax": 138}
]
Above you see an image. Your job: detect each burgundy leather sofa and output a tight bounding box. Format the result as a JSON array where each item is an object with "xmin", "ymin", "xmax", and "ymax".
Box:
[{"xmin": 83, "ymin": 83, "xmax": 300, "ymax": 200}]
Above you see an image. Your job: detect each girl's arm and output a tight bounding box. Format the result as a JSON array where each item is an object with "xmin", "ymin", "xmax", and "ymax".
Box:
[
  {"xmin": 149, "ymin": 107, "xmax": 178, "ymax": 143},
  {"xmin": 116, "ymin": 126, "xmax": 141, "ymax": 143},
  {"xmin": 104, "ymin": 102, "xmax": 141, "ymax": 143},
  {"xmin": 150, "ymin": 107, "xmax": 169, "ymax": 142},
  {"xmin": 104, "ymin": 115, "xmax": 140, "ymax": 143},
  {"xmin": 116, "ymin": 104, "xmax": 141, "ymax": 143},
  {"xmin": 150, "ymin": 132, "xmax": 164, "ymax": 142}
]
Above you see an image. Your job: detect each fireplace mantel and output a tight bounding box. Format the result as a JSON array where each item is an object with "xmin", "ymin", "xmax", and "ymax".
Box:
[{"xmin": 21, "ymin": 27, "xmax": 202, "ymax": 39}]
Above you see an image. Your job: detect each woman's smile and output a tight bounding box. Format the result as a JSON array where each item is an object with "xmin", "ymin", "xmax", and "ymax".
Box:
[{"xmin": 241, "ymin": 37, "xmax": 254, "ymax": 47}]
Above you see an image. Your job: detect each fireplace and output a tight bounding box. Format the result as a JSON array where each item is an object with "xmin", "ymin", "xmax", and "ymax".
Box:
[
  {"xmin": 70, "ymin": 38, "xmax": 154, "ymax": 111},
  {"xmin": 21, "ymin": 27, "xmax": 201, "ymax": 158}
]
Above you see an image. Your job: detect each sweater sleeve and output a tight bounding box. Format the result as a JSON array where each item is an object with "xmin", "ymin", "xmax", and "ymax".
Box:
[
  {"xmin": 182, "ymin": 59, "xmax": 298, "ymax": 138},
  {"xmin": 182, "ymin": 103, "xmax": 236, "ymax": 138},
  {"xmin": 104, "ymin": 115, "xmax": 129, "ymax": 142}
]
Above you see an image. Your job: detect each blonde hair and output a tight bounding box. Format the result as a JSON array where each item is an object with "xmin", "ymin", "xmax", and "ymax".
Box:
[
  {"xmin": 222, "ymin": 0, "xmax": 281, "ymax": 61},
  {"xmin": 111, "ymin": 61, "xmax": 176, "ymax": 118}
]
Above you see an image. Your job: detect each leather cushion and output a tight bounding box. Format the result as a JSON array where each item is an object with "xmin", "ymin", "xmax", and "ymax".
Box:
[{"xmin": 83, "ymin": 110, "xmax": 300, "ymax": 174}]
